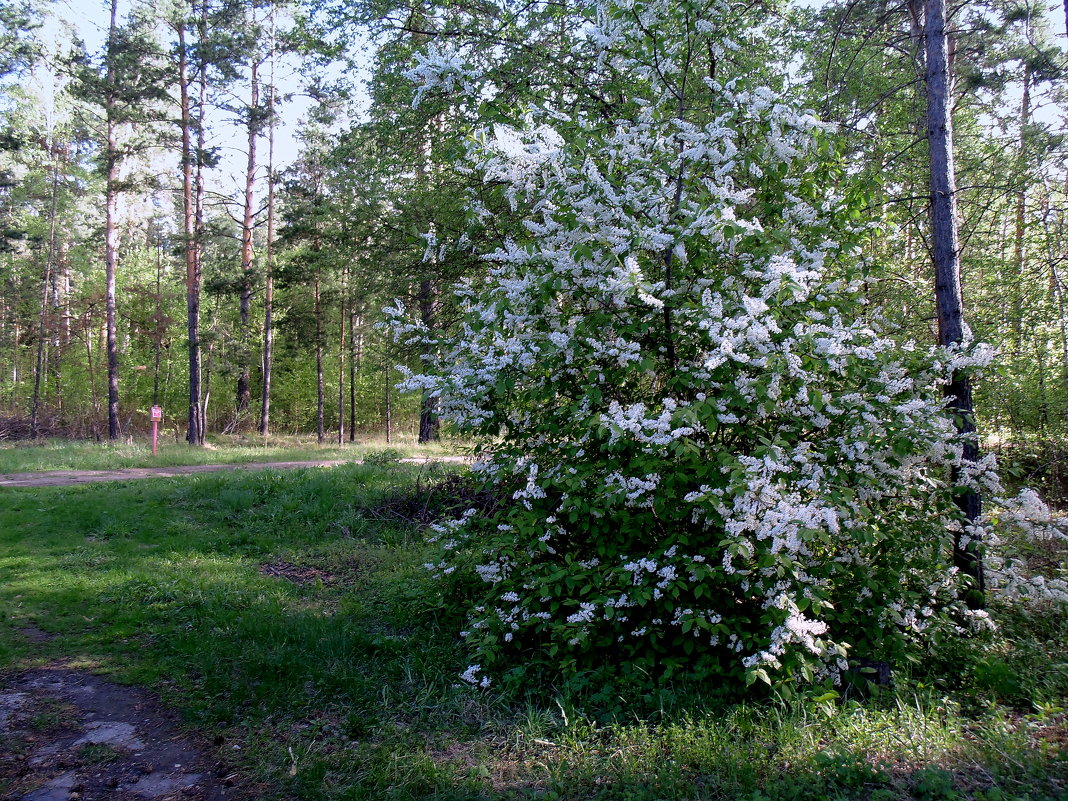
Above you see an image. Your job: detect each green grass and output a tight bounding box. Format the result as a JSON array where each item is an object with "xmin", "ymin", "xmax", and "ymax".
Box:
[
  {"xmin": 0, "ymin": 465, "xmax": 1065, "ymax": 800},
  {"xmin": 0, "ymin": 433, "xmax": 462, "ymax": 474}
]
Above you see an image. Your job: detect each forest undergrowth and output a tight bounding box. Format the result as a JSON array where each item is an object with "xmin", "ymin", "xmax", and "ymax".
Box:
[{"xmin": 0, "ymin": 460, "xmax": 1064, "ymax": 801}]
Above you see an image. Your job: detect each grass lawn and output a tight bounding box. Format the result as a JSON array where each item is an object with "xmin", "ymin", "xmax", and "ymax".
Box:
[
  {"xmin": 0, "ymin": 464, "xmax": 1065, "ymax": 800},
  {"xmin": 0, "ymin": 433, "xmax": 462, "ymax": 474}
]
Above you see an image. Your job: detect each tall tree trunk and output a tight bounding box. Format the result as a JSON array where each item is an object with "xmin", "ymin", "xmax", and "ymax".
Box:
[
  {"xmin": 258, "ymin": 76, "xmax": 276, "ymax": 435},
  {"xmin": 60, "ymin": 241, "xmax": 71, "ymax": 348},
  {"xmin": 1050, "ymin": 260, "xmax": 1068, "ymax": 424},
  {"xmin": 924, "ymin": 0, "xmax": 984, "ymax": 603},
  {"xmin": 30, "ymin": 143, "xmax": 60, "ymax": 439},
  {"xmin": 104, "ymin": 0, "xmax": 121, "ymax": 441},
  {"xmin": 417, "ymin": 278, "xmax": 439, "ymax": 443},
  {"xmin": 315, "ymin": 257, "xmax": 324, "ymax": 445},
  {"xmin": 153, "ymin": 238, "xmax": 163, "ymax": 406},
  {"xmin": 179, "ymin": 20, "xmax": 202, "ymax": 446},
  {"xmin": 236, "ymin": 56, "xmax": 259, "ymax": 416},
  {"xmin": 338, "ymin": 276, "xmax": 345, "ymax": 446},
  {"xmin": 194, "ymin": 7, "xmax": 208, "ymax": 444},
  {"xmin": 83, "ymin": 313, "xmax": 99, "ymax": 439},
  {"xmin": 1012, "ymin": 65, "xmax": 1031, "ymax": 355},
  {"xmin": 384, "ymin": 362, "xmax": 391, "ymax": 444},
  {"xmin": 349, "ymin": 310, "xmax": 360, "ymax": 441}
]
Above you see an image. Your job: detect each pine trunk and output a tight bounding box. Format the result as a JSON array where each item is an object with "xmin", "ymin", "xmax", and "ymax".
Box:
[
  {"xmin": 179, "ymin": 21, "xmax": 202, "ymax": 446},
  {"xmin": 338, "ymin": 281, "xmax": 345, "ymax": 446},
  {"xmin": 417, "ymin": 278, "xmax": 439, "ymax": 443},
  {"xmin": 104, "ymin": 0, "xmax": 121, "ymax": 441},
  {"xmin": 1012, "ymin": 65, "xmax": 1031, "ymax": 355},
  {"xmin": 259, "ymin": 76, "xmax": 276, "ymax": 436},
  {"xmin": 194, "ymin": 12, "xmax": 208, "ymax": 443},
  {"xmin": 236, "ymin": 57, "xmax": 259, "ymax": 416},
  {"xmin": 349, "ymin": 311, "xmax": 360, "ymax": 441},
  {"xmin": 315, "ymin": 258, "xmax": 324, "ymax": 445},
  {"xmin": 30, "ymin": 144, "xmax": 60, "ymax": 438},
  {"xmin": 924, "ymin": 0, "xmax": 984, "ymax": 602}
]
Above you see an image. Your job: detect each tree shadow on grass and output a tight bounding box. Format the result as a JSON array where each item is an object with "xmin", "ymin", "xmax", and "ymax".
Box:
[{"xmin": 0, "ymin": 470, "xmax": 1065, "ymax": 801}]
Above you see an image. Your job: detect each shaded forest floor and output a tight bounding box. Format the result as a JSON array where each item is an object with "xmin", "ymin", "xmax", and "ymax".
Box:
[{"xmin": 0, "ymin": 464, "xmax": 1065, "ymax": 800}]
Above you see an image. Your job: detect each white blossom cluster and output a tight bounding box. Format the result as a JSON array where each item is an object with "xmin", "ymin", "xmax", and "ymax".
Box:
[
  {"xmin": 403, "ymin": 44, "xmax": 482, "ymax": 106},
  {"xmin": 390, "ymin": 0, "xmax": 1004, "ymax": 690},
  {"xmin": 984, "ymin": 489, "xmax": 1068, "ymax": 607}
]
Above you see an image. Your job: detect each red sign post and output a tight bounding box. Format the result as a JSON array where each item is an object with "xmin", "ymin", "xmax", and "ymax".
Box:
[{"xmin": 150, "ymin": 405, "xmax": 163, "ymax": 456}]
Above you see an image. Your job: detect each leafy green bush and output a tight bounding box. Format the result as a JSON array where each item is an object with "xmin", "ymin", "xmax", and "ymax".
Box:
[{"xmin": 397, "ymin": 0, "xmax": 995, "ymax": 697}]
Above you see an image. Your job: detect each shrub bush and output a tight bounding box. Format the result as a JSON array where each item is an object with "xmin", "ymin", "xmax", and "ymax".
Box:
[{"xmin": 395, "ymin": 0, "xmax": 997, "ymax": 696}]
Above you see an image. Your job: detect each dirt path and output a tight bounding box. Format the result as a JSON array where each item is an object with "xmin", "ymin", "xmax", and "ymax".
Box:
[
  {"xmin": 0, "ymin": 666, "xmax": 233, "ymax": 801},
  {"xmin": 0, "ymin": 456, "xmax": 468, "ymax": 489}
]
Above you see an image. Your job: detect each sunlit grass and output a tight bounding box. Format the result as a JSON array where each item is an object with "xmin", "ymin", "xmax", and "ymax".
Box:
[
  {"xmin": 0, "ymin": 432, "xmax": 466, "ymax": 474},
  {"xmin": 0, "ymin": 465, "xmax": 1064, "ymax": 800}
]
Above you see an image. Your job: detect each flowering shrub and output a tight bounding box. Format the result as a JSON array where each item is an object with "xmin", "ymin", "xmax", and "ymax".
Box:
[
  {"xmin": 986, "ymin": 489, "xmax": 1068, "ymax": 608},
  {"xmin": 393, "ymin": 0, "xmax": 1000, "ymax": 694}
]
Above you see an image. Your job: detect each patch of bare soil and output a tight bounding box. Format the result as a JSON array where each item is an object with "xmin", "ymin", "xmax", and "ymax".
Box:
[
  {"xmin": 0, "ymin": 668, "xmax": 237, "ymax": 801},
  {"xmin": 258, "ymin": 562, "xmax": 336, "ymax": 585}
]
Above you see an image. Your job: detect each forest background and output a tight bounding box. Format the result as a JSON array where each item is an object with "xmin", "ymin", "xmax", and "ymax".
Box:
[{"xmin": 0, "ymin": 0, "xmax": 1065, "ymax": 483}]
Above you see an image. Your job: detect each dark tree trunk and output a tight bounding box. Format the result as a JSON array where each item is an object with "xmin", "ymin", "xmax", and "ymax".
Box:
[
  {"xmin": 384, "ymin": 363, "xmax": 391, "ymax": 445},
  {"xmin": 104, "ymin": 0, "xmax": 121, "ymax": 441},
  {"xmin": 194, "ymin": 7, "xmax": 208, "ymax": 444},
  {"xmin": 1012, "ymin": 65, "xmax": 1030, "ymax": 355},
  {"xmin": 348, "ymin": 310, "xmax": 360, "ymax": 441},
  {"xmin": 153, "ymin": 239, "xmax": 163, "ymax": 406},
  {"xmin": 259, "ymin": 80, "xmax": 276, "ymax": 436},
  {"xmin": 236, "ymin": 57, "xmax": 259, "ymax": 416},
  {"xmin": 924, "ymin": 0, "xmax": 984, "ymax": 603},
  {"xmin": 178, "ymin": 20, "xmax": 202, "ymax": 446},
  {"xmin": 417, "ymin": 278, "xmax": 439, "ymax": 443},
  {"xmin": 31, "ymin": 145, "xmax": 60, "ymax": 439},
  {"xmin": 338, "ymin": 278, "xmax": 345, "ymax": 446},
  {"xmin": 315, "ymin": 257, "xmax": 324, "ymax": 445}
]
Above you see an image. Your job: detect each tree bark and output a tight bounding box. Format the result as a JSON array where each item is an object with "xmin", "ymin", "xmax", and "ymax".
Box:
[
  {"xmin": 1012, "ymin": 65, "xmax": 1031, "ymax": 355},
  {"xmin": 338, "ymin": 271, "xmax": 345, "ymax": 446},
  {"xmin": 384, "ymin": 362, "xmax": 391, "ymax": 445},
  {"xmin": 104, "ymin": 0, "xmax": 121, "ymax": 441},
  {"xmin": 417, "ymin": 278, "xmax": 439, "ymax": 443},
  {"xmin": 30, "ymin": 140, "xmax": 60, "ymax": 439},
  {"xmin": 315, "ymin": 255, "xmax": 324, "ymax": 445},
  {"xmin": 349, "ymin": 310, "xmax": 360, "ymax": 441},
  {"xmin": 236, "ymin": 56, "xmax": 259, "ymax": 416},
  {"xmin": 178, "ymin": 18, "xmax": 202, "ymax": 446},
  {"xmin": 258, "ymin": 44, "xmax": 276, "ymax": 436},
  {"xmin": 924, "ymin": 0, "xmax": 984, "ymax": 603},
  {"xmin": 153, "ymin": 238, "xmax": 163, "ymax": 406},
  {"xmin": 194, "ymin": 5, "xmax": 208, "ymax": 444}
]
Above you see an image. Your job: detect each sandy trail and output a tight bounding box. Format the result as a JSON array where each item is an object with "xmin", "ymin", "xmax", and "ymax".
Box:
[{"xmin": 0, "ymin": 456, "xmax": 468, "ymax": 488}]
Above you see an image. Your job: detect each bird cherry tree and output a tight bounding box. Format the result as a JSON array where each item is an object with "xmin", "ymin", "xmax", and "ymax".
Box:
[{"xmin": 392, "ymin": 0, "xmax": 998, "ymax": 696}]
